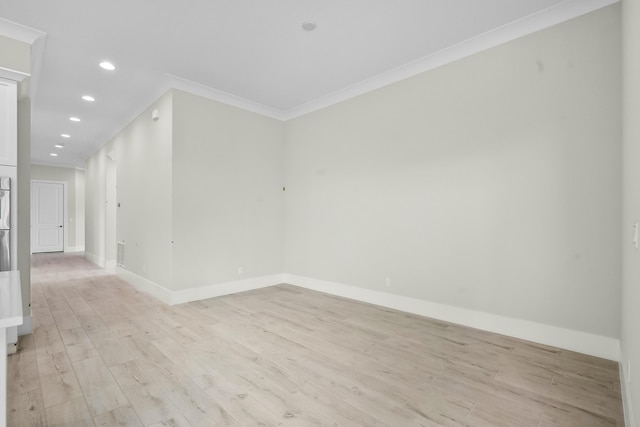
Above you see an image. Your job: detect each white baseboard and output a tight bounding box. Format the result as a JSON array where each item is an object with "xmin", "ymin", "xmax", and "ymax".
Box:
[
  {"xmin": 116, "ymin": 266, "xmax": 173, "ymax": 305},
  {"xmin": 65, "ymin": 245, "xmax": 85, "ymax": 253},
  {"xmin": 105, "ymin": 259, "xmax": 117, "ymax": 270},
  {"xmin": 171, "ymin": 274, "xmax": 286, "ymax": 305},
  {"xmin": 17, "ymin": 315, "xmax": 32, "ymax": 336},
  {"xmin": 283, "ymin": 274, "xmax": 620, "ymax": 361},
  {"xmin": 620, "ymin": 357, "xmax": 636, "ymax": 427},
  {"xmin": 115, "ymin": 267, "xmax": 284, "ymax": 306},
  {"xmin": 110, "ymin": 266, "xmax": 620, "ymax": 361},
  {"xmin": 84, "ymin": 251, "xmax": 105, "ymax": 268}
]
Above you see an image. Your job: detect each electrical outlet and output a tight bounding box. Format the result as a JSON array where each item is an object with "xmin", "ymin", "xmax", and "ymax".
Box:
[
  {"xmin": 385, "ymin": 277, "xmax": 391, "ymax": 287},
  {"xmin": 238, "ymin": 267, "xmax": 244, "ymax": 276}
]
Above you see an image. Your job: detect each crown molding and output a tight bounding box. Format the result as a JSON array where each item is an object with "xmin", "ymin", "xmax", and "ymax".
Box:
[
  {"xmin": 153, "ymin": 0, "xmax": 619, "ymax": 123},
  {"xmin": 164, "ymin": 74, "xmax": 287, "ymax": 121},
  {"xmin": 74, "ymin": 0, "xmax": 620, "ymax": 166},
  {"xmin": 281, "ymin": 0, "xmax": 619, "ymax": 120},
  {"xmin": 0, "ymin": 67, "xmax": 29, "ymax": 82},
  {"xmin": 0, "ymin": 17, "xmax": 45, "ymax": 45},
  {"xmin": 0, "ymin": 18, "xmax": 47, "ymax": 107}
]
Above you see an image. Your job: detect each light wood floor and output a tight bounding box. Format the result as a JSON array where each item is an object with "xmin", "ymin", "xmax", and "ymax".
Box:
[{"xmin": 7, "ymin": 253, "xmax": 624, "ymax": 426}]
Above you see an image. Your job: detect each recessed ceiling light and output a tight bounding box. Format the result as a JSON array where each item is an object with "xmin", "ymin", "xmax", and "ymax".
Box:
[
  {"xmin": 302, "ymin": 21, "xmax": 317, "ymax": 31},
  {"xmin": 61, "ymin": 134, "xmax": 70, "ymax": 138},
  {"xmin": 99, "ymin": 61, "xmax": 116, "ymax": 71},
  {"xmin": 69, "ymin": 117, "xmax": 81, "ymax": 122},
  {"xmin": 54, "ymin": 144, "xmax": 64, "ymax": 149},
  {"xmin": 50, "ymin": 153, "xmax": 58, "ymax": 157},
  {"xmin": 82, "ymin": 95, "xmax": 95, "ymax": 102}
]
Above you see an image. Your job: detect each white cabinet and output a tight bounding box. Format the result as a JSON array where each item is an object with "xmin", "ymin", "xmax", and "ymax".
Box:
[{"xmin": 0, "ymin": 80, "xmax": 17, "ymax": 167}]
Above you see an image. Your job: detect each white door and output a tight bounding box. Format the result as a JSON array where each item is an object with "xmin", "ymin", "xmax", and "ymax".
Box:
[{"xmin": 32, "ymin": 181, "xmax": 64, "ymax": 253}]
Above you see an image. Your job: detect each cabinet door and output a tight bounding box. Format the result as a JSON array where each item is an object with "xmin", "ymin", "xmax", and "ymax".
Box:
[{"xmin": 0, "ymin": 79, "xmax": 17, "ymax": 166}]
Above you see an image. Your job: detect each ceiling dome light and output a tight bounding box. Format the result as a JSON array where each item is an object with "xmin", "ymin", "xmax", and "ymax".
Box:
[
  {"xmin": 302, "ymin": 21, "xmax": 317, "ymax": 31},
  {"xmin": 69, "ymin": 117, "xmax": 81, "ymax": 122},
  {"xmin": 54, "ymin": 144, "xmax": 64, "ymax": 148},
  {"xmin": 82, "ymin": 95, "xmax": 95, "ymax": 102},
  {"xmin": 99, "ymin": 61, "xmax": 116, "ymax": 71},
  {"xmin": 61, "ymin": 134, "xmax": 70, "ymax": 138},
  {"xmin": 50, "ymin": 153, "xmax": 58, "ymax": 157}
]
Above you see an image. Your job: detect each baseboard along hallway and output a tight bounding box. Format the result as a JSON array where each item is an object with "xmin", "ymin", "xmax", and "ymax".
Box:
[{"xmin": 7, "ymin": 253, "xmax": 624, "ymax": 426}]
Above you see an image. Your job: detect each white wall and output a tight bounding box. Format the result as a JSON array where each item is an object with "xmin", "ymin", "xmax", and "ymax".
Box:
[
  {"xmin": 85, "ymin": 89, "xmax": 285, "ymax": 292},
  {"xmin": 114, "ymin": 92, "xmax": 173, "ymax": 287},
  {"xmin": 284, "ymin": 6, "xmax": 621, "ymax": 338},
  {"xmin": 31, "ymin": 164, "xmax": 85, "ymax": 252},
  {"xmin": 95, "ymin": 92, "xmax": 172, "ymax": 288},
  {"xmin": 85, "ymin": 91, "xmax": 173, "ymax": 285},
  {"xmin": 171, "ymin": 90, "xmax": 285, "ymax": 290},
  {"xmin": 74, "ymin": 168, "xmax": 85, "ymax": 251},
  {"xmin": 85, "ymin": 146, "xmax": 107, "ymax": 266},
  {"xmin": 621, "ymin": 0, "xmax": 640, "ymax": 424},
  {"xmin": 105, "ymin": 157, "xmax": 116, "ymax": 265}
]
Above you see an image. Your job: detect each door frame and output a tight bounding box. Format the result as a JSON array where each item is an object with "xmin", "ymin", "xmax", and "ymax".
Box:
[{"xmin": 31, "ymin": 179, "xmax": 68, "ymax": 253}]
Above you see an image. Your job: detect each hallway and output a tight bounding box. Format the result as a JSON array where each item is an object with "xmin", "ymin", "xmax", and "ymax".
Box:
[{"xmin": 7, "ymin": 253, "xmax": 625, "ymax": 426}]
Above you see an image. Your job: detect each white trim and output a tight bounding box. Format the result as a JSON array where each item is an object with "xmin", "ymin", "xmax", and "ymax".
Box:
[
  {"xmin": 283, "ymin": 274, "xmax": 620, "ymax": 361},
  {"xmin": 81, "ymin": 0, "xmax": 617, "ymax": 166},
  {"xmin": 110, "ymin": 266, "xmax": 622, "ymax": 361},
  {"xmin": 0, "ymin": 17, "xmax": 46, "ymax": 45},
  {"xmin": 84, "ymin": 75, "xmax": 287, "ymax": 162},
  {"xmin": 620, "ymin": 356, "xmax": 636, "ymax": 427},
  {"xmin": 0, "ymin": 17, "xmax": 45, "ymax": 85},
  {"xmin": 281, "ymin": 0, "xmax": 618, "ymax": 120},
  {"xmin": 17, "ymin": 315, "xmax": 32, "ymax": 336},
  {"xmin": 170, "ymin": 273, "xmax": 286, "ymax": 305},
  {"xmin": 65, "ymin": 245, "xmax": 85, "ymax": 253},
  {"xmin": 115, "ymin": 266, "xmax": 285, "ymax": 306},
  {"xmin": 0, "ymin": 67, "xmax": 29, "ymax": 83},
  {"xmin": 84, "ymin": 251, "xmax": 105, "ymax": 268},
  {"xmin": 163, "ymin": 75, "xmax": 287, "ymax": 121},
  {"xmin": 153, "ymin": 0, "xmax": 618, "ymax": 123},
  {"xmin": 145, "ymin": 0, "xmax": 619, "ymax": 123},
  {"xmin": 116, "ymin": 266, "xmax": 173, "ymax": 305}
]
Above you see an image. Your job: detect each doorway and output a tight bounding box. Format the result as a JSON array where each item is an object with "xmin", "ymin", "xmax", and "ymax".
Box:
[{"xmin": 31, "ymin": 180, "xmax": 66, "ymax": 253}]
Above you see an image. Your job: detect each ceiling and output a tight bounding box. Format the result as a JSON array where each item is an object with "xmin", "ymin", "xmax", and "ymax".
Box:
[{"xmin": 0, "ymin": 0, "xmax": 616, "ymax": 168}]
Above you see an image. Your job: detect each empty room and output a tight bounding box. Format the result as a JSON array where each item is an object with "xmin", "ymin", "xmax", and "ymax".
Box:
[{"xmin": 1, "ymin": 0, "xmax": 639, "ymax": 425}]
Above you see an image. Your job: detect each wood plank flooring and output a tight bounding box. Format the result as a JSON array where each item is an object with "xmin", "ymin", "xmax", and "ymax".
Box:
[{"xmin": 7, "ymin": 253, "xmax": 624, "ymax": 426}]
